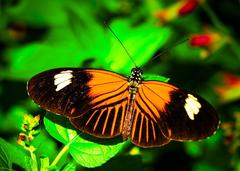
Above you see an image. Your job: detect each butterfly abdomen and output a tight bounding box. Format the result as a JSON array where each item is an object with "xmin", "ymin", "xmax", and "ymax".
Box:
[{"xmin": 122, "ymin": 93, "xmax": 137, "ymax": 140}]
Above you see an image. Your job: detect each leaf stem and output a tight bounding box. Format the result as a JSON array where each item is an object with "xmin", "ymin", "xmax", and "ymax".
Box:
[{"xmin": 50, "ymin": 143, "xmax": 70, "ymax": 167}]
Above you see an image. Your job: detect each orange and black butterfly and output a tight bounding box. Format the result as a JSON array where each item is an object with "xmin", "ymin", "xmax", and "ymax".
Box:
[{"xmin": 27, "ymin": 67, "xmax": 219, "ymax": 147}]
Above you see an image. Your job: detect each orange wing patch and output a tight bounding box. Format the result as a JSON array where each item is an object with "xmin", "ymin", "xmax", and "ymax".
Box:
[
  {"xmin": 70, "ymin": 98, "xmax": 128, "ymax": 138},
  {"xmin": 142, "ymin": 81, "xmax": 177, "ymax": 103},
  {"xmin": 130, "ymin": 81, "xmax": 178, "ymax": 147},
  {"xmin": 135, "ymin": 81, "xmax": 177, "ymax": 120},
  {"xmin": 88, "ymin": 82, "xmax": 128, "ymax": 109},
  {"xmin": 68, "ymin": 69, "xmax": 129, "ymax": 138},
  {"xmin": 85, "ymin": 69, "xmax": 128, "ymax": 109},
  {"xmin": 87, "ymin": 69, "xmax": 126, "ymax": 86}
]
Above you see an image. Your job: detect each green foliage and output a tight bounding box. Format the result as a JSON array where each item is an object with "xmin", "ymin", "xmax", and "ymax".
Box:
[
  {"xmin": 0, "ymin": 138, "xmax": 31, "ymax": 170},
  {"xmin": 0, "ymin": 138, "xmax": 12, "ymax": 170},
  {"xmin": 0, "ymin": 106, "xmax": 26, "ymax": 131},
  {"xmin": 106, "ymin": 19, "xmax": 171, "ymax": 73},
  {"xmin": 0, "ymin": 19, "xmax": 171, "ymax": 80},
  {"xmin": 44, "ymin": 113, "xmax": 125, "ymax": 168},
  {"xmin": 62, "ymin": 161, "xmax": 77, "ymax": 171},
  {"xmin": 1, "ymin": 0, "xmax": 240, "ymax": 170},
  {"xmin": 143, "ymin": 74, "xmax": 169, "ymax": 82}
]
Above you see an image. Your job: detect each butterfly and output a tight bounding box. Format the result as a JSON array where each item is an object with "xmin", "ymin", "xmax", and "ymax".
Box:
[{"xmin": 27, "ymin": 67, "xmax": 219, "ymax": 148}]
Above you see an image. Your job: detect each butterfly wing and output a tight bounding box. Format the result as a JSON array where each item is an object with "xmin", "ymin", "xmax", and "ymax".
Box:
[
  {"xmin": 27, "ymin": 68, "xmax": 129, "ymax": 138},
  {"xmin": 131, "ymin": 80, "xmax": 219, "ymax": 147},
  {"xmin": 130, "ymin": 105, "xmax": 171, "ymax": 147},
  {"xmin": 129, "ymin": 82, "xmax": 175, "ymax": 147}
]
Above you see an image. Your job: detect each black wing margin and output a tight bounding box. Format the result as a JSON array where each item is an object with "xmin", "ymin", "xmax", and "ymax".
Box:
[{"xmin": 162, "ymin": 89, "xmax": 219, "ymax": 141}]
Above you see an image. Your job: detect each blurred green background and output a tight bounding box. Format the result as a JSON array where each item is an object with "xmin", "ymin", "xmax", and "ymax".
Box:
[{"xmin": 1, "ymin": 0, "xmax": 240, "ymax": 170}]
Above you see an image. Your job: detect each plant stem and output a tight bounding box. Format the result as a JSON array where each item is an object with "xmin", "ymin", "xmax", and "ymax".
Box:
[
  {"xmin": 30, "ymin": 152, "xmax": 38, "ymax": 171},
  {"xmin": 233, "ymin": 114, "xmax": 240, "ymax": 171},
  {"xmin": 229, "ymin": 40, "xmax": 240, "ymax": 60},
  {"xmin": 202, "ymin": 2, "xmax": 240, "ymax": 60},
  {"xmin": 40, "ymin": 157, "xmax": 50, "ymax": 171},
  {"xmin": 201, "ymin": 2, "xmax": 228, "ymax": 34},
  {"xmin": 50, "ymin": 143, "xmax": 70, "ymax": 167}
]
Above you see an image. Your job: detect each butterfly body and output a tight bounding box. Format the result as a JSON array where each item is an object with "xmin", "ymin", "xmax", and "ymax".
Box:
[
  {"xmin": 27, "ymin": 67, "xmax": 219, "ymax": 148},
  {"xmin": 122, "ymin": 67, "xmax": 143, "ymax": 140}
]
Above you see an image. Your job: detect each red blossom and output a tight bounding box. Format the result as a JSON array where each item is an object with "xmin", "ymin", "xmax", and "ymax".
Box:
[
  {"xmin": 178, "ymin": 0, "xmax": 199, "ymax": 16},
  {"xmin": 223, "ymin": 74, "xmax": 240, "ymax": 87},
  {"xmin": 214, "ymin": 73, "xmax": 240, "ymax": 103},
  {"xmin": 190, "ymin": 34, "xmax": 213, "ymax": 47},
  {"xmin": 19, "ymin": 133, "xmax": 26, "ymax": 141},
  {"xmin": 154, "ymin": 0, "xmax": 203, "ymax": 23}
]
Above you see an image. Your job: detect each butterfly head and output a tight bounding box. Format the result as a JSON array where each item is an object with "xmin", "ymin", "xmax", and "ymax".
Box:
[
  {"xmin": 129, "ymin": 67, "xmax": 143, "ymax": 85},
  {"xmin": 131, "ymin": 67, "xmax": 143, "ymax": 76}
]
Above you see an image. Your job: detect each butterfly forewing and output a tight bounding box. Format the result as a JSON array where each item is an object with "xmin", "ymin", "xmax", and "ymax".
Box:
[
  {"xmin": 140, "ymin": 81, "xmax": 219, "ymax": 141},
  {"xmin": 27, "ymin": 68, "xmax": 129, "ymax": 138}
]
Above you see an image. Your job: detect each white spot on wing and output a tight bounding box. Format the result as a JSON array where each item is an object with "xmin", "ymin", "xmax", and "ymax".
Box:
[
  {"xmin": 54, "ymin": 74, "xmax": 73, "ymax": 85},
  {"xmin": 184, "ymin": 103, "xmax": 194, "ymax": 120},
  {"xmin": 55, "ymin": 80, "xmax": 72, "ymax": 91},
  {"xmin": 54, "ymin": 70, "xmax": 72, "ymax": 78},
  {"xmin": 184, "ymin": 94, "xmax": 202, "ymax": 120},
  {"xmin": 54, "ymin": 70, "xmax": 73, "ymax": 91},
  {"xmin": 186, "ymin": 98, "xmax": 200, "ymax": 114}
]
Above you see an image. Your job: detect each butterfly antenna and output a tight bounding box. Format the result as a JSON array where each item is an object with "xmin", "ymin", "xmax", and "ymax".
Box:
[
  {"xmin": 140, "ymin": 38, "xmax": 189, "ymax": 68},
  {"xmin": 104, "ymin": 22, "xmax": 137, "ymax": 67}
]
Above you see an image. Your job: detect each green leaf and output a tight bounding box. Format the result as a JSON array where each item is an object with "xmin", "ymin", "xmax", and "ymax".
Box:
[
  {"xmin": 1, "ymin": 42, "xmax": 92, "ymax": 80},
  {"xmin": 0, "ymin": 139, "xmax": 12, "ymax": 170},
  {"xmin": 44, "ymin": 113, "xmax": 125, "ymax": 168},
  {"xmin": 70, "ymin": 137, "xmax": 123, "ymax": 168},
  {"xmin": 44, "ymin": 113, "xmax": 76, "ymax": 144},
  {"xmin": 62, "ymin": 160, "xmax": 77, "ymax": 171},
  {"xmin": 143, "ymin": 74, "xmax": 169, "ymax": 82},
  {"xmin": 0, "ymin": 138, "xmax": 31, "ymax": 170},
  {"xmin": 106, "ymin": 19, "xmax": 172, "ymax": 74}
]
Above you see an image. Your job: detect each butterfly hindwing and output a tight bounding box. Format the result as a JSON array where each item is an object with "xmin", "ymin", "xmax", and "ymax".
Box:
[
  {"xmin": 70, "ymin": 99, "xmax": 128, "ymax": 138},
  {"xmin": 130, "ymin": 106, "xmax": 170, "ymax": 147}
]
